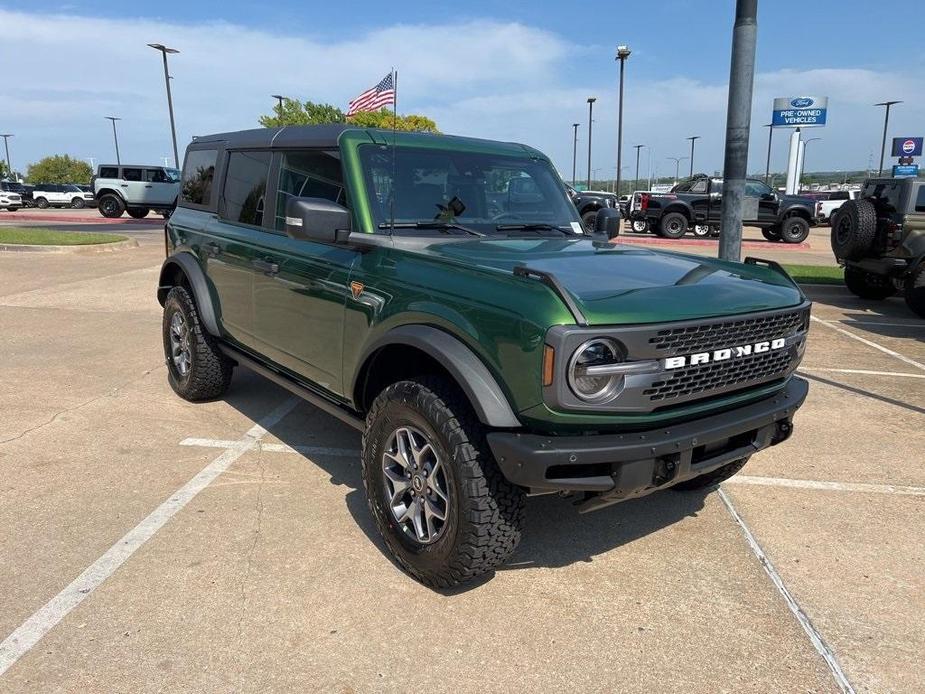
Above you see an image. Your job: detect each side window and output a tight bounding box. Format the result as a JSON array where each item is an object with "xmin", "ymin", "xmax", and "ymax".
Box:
[
  {"xmin": 99, "ymin": 166, "xmax": 118, "ymax": 179},
  {"xmin": 144, "ymin": 168, "xmax": 169, "ymax": 183},
  {"xmin": 745, "ymin": 181, "xmax": 771, "ymax": 197},
  {"xmin": 275, "ymin": 150, "xmax": 345, "ymax": 230},
  {"xmin": 831, "ymin": 191, "xmax": 848, "ymax": 201},
  {"xmin": 915, "ymin": 185, "xmax": 925, "ymax": 213},
  {"xmin": 181, "ymin": 149, "xmax": 218, "ymax": 206},
  {"xmin": 122, "ymin": 167, "xmax": 143, "ymax": 182},
  {"xmin": 690, "ymin": 179, "xmax": 708, "ymax": 194},
  {"xmin": 222, "ymin": 150, "xmax": 271, "ymax": 227}
]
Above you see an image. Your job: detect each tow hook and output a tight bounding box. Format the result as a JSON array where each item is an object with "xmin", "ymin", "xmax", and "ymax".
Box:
[{"xmin": 772, "ymin": 419, "xmax": 793, "ymax": 444}]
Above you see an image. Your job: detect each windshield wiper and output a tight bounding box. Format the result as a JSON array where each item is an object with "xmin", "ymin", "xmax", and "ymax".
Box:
[
  {"xmin": 495, "ymin": 223, "xmax": 573, "ymax": 236},
  {"xmin": 378, "ymin": 221, "xmax": 485, "ymax": 237}
]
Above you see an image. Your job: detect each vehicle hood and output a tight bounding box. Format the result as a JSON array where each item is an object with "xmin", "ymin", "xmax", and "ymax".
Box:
[{"xmin": 419, "ymin": 237, "xmax": 804, "ymax": 325}]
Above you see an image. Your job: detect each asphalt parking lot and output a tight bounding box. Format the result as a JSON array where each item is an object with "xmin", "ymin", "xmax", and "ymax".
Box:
[{"xmin": 0, "ymin": 231, "xmax": 922, "ymax": 692}]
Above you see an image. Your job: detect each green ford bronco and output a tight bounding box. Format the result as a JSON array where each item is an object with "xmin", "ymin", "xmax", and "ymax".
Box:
[{"xmin": 158, "ymin": 125, "xmax": 810, "ymax": 587}]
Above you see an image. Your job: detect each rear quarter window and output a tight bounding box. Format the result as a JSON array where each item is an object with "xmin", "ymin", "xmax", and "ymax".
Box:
[
  {"xmin": 181, "ymin": 149, "xmax": 218, "ymax": 207},
  {"xmin": 99, "ymin": 166, "xmax": 118, "ymax": 179}
]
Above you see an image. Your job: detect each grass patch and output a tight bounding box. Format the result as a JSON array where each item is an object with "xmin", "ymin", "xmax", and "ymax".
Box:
[
  {"xmin": 781, "ymin": 264, "xmax": 843, "ymax": 285},
  {"xmin": 0, "ymin": 227, "xmax": 127, "ymax": 246}
]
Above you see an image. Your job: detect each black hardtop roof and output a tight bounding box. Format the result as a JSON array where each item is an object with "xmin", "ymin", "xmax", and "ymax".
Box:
[
  {"xmin": 186, "ymin": 125, "xmax": 542, "ymax": 158},
  {"xmin": 96, "ymin": 164, "xmax": 176, "ymax": 170}
]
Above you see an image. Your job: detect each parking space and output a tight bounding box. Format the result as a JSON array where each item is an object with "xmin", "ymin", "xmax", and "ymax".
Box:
[{"xmin": 0, "ymin": 239, "xmax": 922, "ymax": 692}]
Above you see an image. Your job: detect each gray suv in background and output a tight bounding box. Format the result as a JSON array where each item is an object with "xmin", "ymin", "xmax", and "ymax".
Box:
[{"xmin": 93, "ymin": 164, "xmax": 181, "ymax": 218}]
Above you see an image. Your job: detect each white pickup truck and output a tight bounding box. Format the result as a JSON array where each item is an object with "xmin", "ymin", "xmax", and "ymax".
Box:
[{"xmin": 816, "ymin": 190, "xmax": 859, "ymax": 225}]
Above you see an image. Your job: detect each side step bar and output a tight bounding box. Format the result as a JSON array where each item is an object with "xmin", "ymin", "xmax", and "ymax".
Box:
[{"xmin": 219, "ymin": 344, "xmax": 365, "ymax": 432}]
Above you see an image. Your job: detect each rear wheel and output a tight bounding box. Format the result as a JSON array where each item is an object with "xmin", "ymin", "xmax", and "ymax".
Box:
[
  {"xmin": 35, "ymin": 197, "xmax": 49, "ymax": 209},
  {"xmin": 904, "ymin": 263, "xmax": 925, "ymax": 318},
  {"xmin": 830, "ymin": 199, "xmax": 877, "ymax": 260},
  {"xmin": 98, "ymin": 194, "xmax": 125, "ymax": 218},
  {"xmin": 658, "ymin": 211, "xmax": 688, "ymax": 239},
  {"xmin": 780, "ymin": 216, "xmax": 810, "ymax": 243},
  {"xmin": 691, "ymin": 224, "xmax": 711, "ymax": 238},
  {"xmin": 581, "ymin": 209, "xmax": 598, "ymax": 234},
  {"xmin": 631, "ymin": 219, "xmax": 649, "ymax": 233},
  {"xmin": 672, "ymin": 457, "xmax": 750, "ymax": 491},
  {"xmin": 844, "ymin": 266, "xmax": 896, "ymax": 300},
  {"xmin": 761, "ymin": 227, "xmax": 781, "ymax": 242},
  {"xmin": 362, "ymin": 377, "xmax": 525, "ymax": 588},
  {"xmin": 126, "ymin": 207, "xmax": 150, "ymax": 219}
]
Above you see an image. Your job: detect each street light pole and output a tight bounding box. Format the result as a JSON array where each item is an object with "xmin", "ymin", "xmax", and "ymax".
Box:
[
  {"xmin": 105, "ymin": 116, "xmax": 122, "ymax": 165},
  {"xmin": 0, "ymin": 134, "xmax": 12, "ymax": 177},
  {"xmin": 586, "ymin": 97, "xmax": 596, "ymax": 190},
  {"xmin": 667, "ymin": 156, "xmax": 687, "ymax": 184},
  {"xmin": 687, "ymin": 135, "xmax": 701, "ymax": 178},
  {"xmin": 271, "ymin": 94, "xmax": 286, "ymax": 112},
  {"xmin": 763, "ymin": 124, "xmax": 773, "ymax": 183},
  {"xmin": 148, "ymin": 43, "xmax": 181, "ymax": 169},
  {"xmin": 633, "ymin": 144, "xmax": 645, "ymax": 195},
  {"xmin": 875, "ymin": 100, "xmax": 902, "ymax": 176},
  {"xmin": 615, "ymin": 45, "xmax": 631, "ymax": 197},
  {"xmin": 571, "ymin": 123, "xmax": 580, "ymax": 186},
  {"xmin": 800, "ymin": 137, "xmax": 821, "ymax": 186}
]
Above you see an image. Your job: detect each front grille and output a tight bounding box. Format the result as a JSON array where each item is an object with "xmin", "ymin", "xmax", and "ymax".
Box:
[
  {"xmin": 648, "ymin": 309, "xmax": 807, "ymax": 356},
  {"xmin": 643, "ymin": 349, "xmax": 793, "ymax": 402}
]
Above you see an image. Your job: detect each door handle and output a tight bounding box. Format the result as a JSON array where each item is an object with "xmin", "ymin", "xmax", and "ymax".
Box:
[
  {"xmin": 120, "ymin": 184, "xmax": 128, "ymax": 187},
  {"xmin": 252, "ymin": 258, "xmax": 279, "ymax": 276},
  {"xmin": 204, "ymin": 242, "xmax": 221, "ymax": 257},
  {"xmin": 145, "ymin": 185, "xmax": 153, "ymax": 188}
]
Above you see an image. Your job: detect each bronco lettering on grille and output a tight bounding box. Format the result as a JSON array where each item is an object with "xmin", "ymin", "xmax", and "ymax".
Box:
[{"xmin": 663, "ymin": 338, "xmax": 787, "ymax": 370}]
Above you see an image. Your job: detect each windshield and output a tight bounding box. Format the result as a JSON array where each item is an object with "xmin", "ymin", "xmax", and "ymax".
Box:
[{"xmin": 358, "ymin": 144, "xmax": 582, "ymax": 235}]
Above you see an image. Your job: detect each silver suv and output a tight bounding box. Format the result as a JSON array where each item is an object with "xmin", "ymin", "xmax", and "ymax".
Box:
[{"xmin": 93, "ymin": 164, "xmax": 180, "ymax": 219}]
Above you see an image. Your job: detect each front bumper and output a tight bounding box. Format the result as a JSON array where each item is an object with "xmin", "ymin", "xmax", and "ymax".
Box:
[{"xmin": 488, "ymin": 377, "xmax": 808, "ymax": 512}]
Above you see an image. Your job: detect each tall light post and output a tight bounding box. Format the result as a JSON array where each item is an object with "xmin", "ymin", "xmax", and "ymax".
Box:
[
  {"xmin": 0, "ymin": 134, "xmax": 12, "ymax": 178},
  {"xmin": 571, "ymin": 122, "xmax": 580, "ymax": 186},
  {"xmin": 667, "ymin": 156, "xmax": 688, "ymax": 185},
  {"xmin": 148, "ymin": 43, "xmax": 180, "ymax": 169},
  {"xmin": 105, "ymin": 116, "xmax": 122, "ymax": 165},
  {"xmin": 586, "ymin": 97, "xmax": 596, "ymax": 190},
  {"xmin": 875, "ymin": 100, "xmax": 902, "ymax": 176},
  {"xmin": 632, "ymin": 144, "xmax": 645, "ymax": 195},
  {"xmin": 271, "ymin": 94, "xmax": 287, "ymax": 112},
  {"xmin": 687, "ymin": 135, "xmax": 701, "ymax": 178},
  {"xmin": 763, "ymin": 123, "xmax": 774, "ymax": 183},
  {"xmin": 615, "ymin": 44, "xmax": 631, "ymax": 198},
  {"xmin": 800, "ymin": 137, "xmax": 821, "ymax": 187}
]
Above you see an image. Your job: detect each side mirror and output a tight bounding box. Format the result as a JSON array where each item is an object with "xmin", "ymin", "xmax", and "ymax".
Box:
[
  {"xmin": 594, "ymin": 207, "xmax": 621, "ymax": 239},
  {"xmin": 285, "ymin": 197, "xmax": 351, "ymax": 243}
]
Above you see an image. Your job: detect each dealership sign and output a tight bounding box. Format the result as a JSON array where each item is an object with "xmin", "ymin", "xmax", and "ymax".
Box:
[
  {"xmin": 893, "ymin": 164, "xmax": 919, "ymax": 178},
  {"xmin": 891, "ymin": 137, "xmax": 923, "ymax": 157},
  {"xmin": 772, "ymin": 96, "xmax": 828, "ymax": 127}
]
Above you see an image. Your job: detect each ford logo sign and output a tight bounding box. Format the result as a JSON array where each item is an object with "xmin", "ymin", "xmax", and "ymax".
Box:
[{"xmin": 790, "ymin": 97, "xmax": 815, "ymax": 108}]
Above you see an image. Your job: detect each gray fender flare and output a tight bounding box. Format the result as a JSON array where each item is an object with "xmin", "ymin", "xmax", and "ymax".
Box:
[
  {"xmin": 157, "ymin": 253, "xmax": 220, "ymax": 336},
  {"xmin": 357, "ymin": 325, "xmax": 521, "ymax": 428}
]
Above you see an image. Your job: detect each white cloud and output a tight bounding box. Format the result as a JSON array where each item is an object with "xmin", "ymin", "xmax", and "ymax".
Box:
[{"xmin": 1, "ymin": 8, "xmax": 923, "ymax": 179}]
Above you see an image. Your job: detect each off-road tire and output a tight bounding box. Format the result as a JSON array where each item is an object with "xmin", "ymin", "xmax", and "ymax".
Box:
[
  {"xmin": 362, "ymin": 377, "xmax": 525, "ymax": 588},
  {"xmin": 904, "ymin": 263, "xmax": 925, "ymax": 318},
  {"xmin": 830, "ymin": 199, "xmax": 877, "ymax": 260},
  {"xmin": 581, "ymin": 209, "xmax": 598, "ymax": 234},
  {"xmin": 162, "ymin": 286, "xmax": 233, "ymax": 401},
  {"xmin": 780, "ymin": 215, "xmax": 810, "ymax": 244},
  {"xmin": 70, "ymin": 197, "xmax": 85, "ymax": 209},
  {"xmin": 659, "ymin": 211, "xmax": 688, "ymax": 239},
  {"xmin": 127, "ymin": 207, "xmax": 150, "ymax": 219},
  {"xmin": 844, "ymin": 266, "xmax": 896, "ymax": 300},
  {"xmin": 98, "ymin": 194, "xmax": 125, "ymax": 218},
  {"xmin": 35, "ymin": 197, "xmax": 49, "ymax": 209},
  {"xmin": 762, "ymin": 227, "xmax": 781, "ymax": 242},
  {"xmin": 672, "ymin": 457, "xmax": 750, "ymax": 491}
]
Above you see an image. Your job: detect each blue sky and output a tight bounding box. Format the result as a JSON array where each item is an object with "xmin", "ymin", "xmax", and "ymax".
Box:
[{"xmin": 3, "ymin": 1, "xmax": 924, "ymax": 179}]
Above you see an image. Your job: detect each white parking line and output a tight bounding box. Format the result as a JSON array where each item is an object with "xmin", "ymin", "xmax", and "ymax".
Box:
[
  {"xmin": 726, "ymin": 475, "xmax": 925, "ymax": 497},
  {"xmin": 718, "ymin": 488, "xmax": 855, "ymax": 694},
  {"xmin": 179, "ymin": 437, "xmax": 359, "ymax": 458},
  {"xmin": 799, "ymin": 367, "xmax": 925, "ymax": 379},
  {"xmin": 0, "ymin": 397, "xmax": 300, "ymax": 678},
  {"xmin": 840, "ymin": 320, "xmax": 925, "ymax": 328},
  {"xmin": 810, "ymin": 316, "xmax": 925, "ymax": 372}
]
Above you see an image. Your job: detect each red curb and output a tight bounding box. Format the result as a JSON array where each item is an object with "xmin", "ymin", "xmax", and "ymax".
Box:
[
  {"xmin": 8, "ymin": 213, "xmax": 162, "ymax": 225},
  {"xmin": 615, "ymin": 235, "xmax": 811, "ymax": 251}
]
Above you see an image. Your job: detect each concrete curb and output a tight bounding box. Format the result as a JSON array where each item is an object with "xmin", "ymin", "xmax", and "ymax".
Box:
[
  {"xmin": 4, "ymin": 212, "xmax": 162, "ymax": 225},
  {"xmin": 0, "ymin": 238, "xmax": 139, "ymax": 254}
]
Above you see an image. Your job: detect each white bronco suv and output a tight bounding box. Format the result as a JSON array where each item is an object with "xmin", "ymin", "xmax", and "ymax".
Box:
[
  {"xmin": 31, "ymin": 183, "xmax": 96, "ymax": 209},
  {"xmin": 93, "ymin": 164, "xmax": 181, "ymax": 219}
]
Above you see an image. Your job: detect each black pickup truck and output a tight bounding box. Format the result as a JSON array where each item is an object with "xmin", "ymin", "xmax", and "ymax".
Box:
[
  {"xmin": 639, "ymin": 176, "xmax": 816, "ymax": 243},
  {"xmin": 565, "ymin": 184, "xmax": 621, "ymax": 232}
]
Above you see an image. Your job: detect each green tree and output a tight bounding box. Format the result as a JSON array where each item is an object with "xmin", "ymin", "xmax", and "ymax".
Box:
[
  {"xmin": 258, "ymin": 99, "xmax": 438, "ymax": 133},
  {"xmin": 26, "ymin": 155, "xmax": 93, "ymax": 184},
  {"xmin": 0, "ymin": 160, "xmax": 7, "ymax": 179}
]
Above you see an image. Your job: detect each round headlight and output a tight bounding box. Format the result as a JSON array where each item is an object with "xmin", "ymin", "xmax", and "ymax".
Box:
[{"xmin": 567, "ymin": 338, "xmax": 624, "ymax": 402}]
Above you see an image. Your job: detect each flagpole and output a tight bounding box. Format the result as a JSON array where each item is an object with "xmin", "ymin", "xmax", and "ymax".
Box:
[
  {"xmin": 389, "ymin": 67, "xmax": 398, "ymax": 235},
  {"xmin": 392, "ymin": 69, "xmax": 398, "ymax": 129}
]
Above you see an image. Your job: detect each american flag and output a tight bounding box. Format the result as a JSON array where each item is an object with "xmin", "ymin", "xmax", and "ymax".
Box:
[{"xmin": 346, "ymin": 72, "xmax": 396, "ymax": 116}]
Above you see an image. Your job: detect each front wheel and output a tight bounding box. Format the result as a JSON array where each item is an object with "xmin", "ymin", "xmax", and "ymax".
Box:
[
  {"xmin": 672, "ymin": 457, "xmax": 750, "ymax": 491},
  {"xmin": 631, "ymin": 219, "xmax": 649, "ymax": 233},
  {"xmin": 362, "ymin": 377, "xmax": 525, "ymax": 588},
  {"xmin": 35, "ymin": 197, "xmax": 49, "ymax": 209},
  {"xmin": 780, "ymin": 216, "xmax": 810, "ymax": 243},
  {"xmin": 70, "ymin": 197, "xmax": 85, "ymax": 209},
  {"xmin": 581, "ymin": 209, "xmax": 598, "ymax": 234},
  {"xmin": 691, "ymin": 224, "xmax": 711, "ymax": 238},
  {"xmin": 844, "ymin": 267, "xmax": 896, "ymax": 300},
  {"xmin": 903, "ymin": 264, "xmax": 925, "ymax": 318}
]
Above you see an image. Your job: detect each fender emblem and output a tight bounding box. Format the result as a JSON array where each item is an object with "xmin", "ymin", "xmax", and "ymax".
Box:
[{"xmin": 350, "ymin": 281, "xmax": 364, "ymax": 300}]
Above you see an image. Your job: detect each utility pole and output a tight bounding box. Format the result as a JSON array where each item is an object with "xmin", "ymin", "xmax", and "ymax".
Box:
[
  {"xmin": 687, "ymin": 136, "xmax": 701, "ymax": 178},
  {"xmin": 586, "ymin": 97, "xmax": 596, "ymax": 190},
  {"xmin": 148, "ymin": 44, "xmax": 180, "ymax": 169},
  {"xmin": 105, "ymin": 116, "xmax": 122, "ymax": 165},
  {"xmin": 718, "ymin": 0, "xmax": 758, "ymax": 262},
  {"xmin": 571, "ymin": 123, "xmax": 580, "ymax": 186},
  {"xmin": 0, "ymin": 134, "xmax": 12, "ymax": 178},
  {"xmin": 615, "ymin": 45, "xmax": 631, "ymax": 197},
  {"xmin": 763, "ymin": 123, "xmax": 773, "ymax": 183},
  {"xmin": 633, "ymin": 144, "xmax": 645, "ymax": 195},
  {"xmin": 875, "ymin": 100, "xmax": 902, "ymax": 176}
]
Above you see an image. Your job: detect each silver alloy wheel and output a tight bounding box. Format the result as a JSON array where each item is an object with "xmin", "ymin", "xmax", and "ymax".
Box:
[
  {"xmin": 169, "ymin": 311, "xmax": 191, "ymax": 377},
  {"xmin": 382, "ymin": 426, "xmax": 450, "ymax": 544}
]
